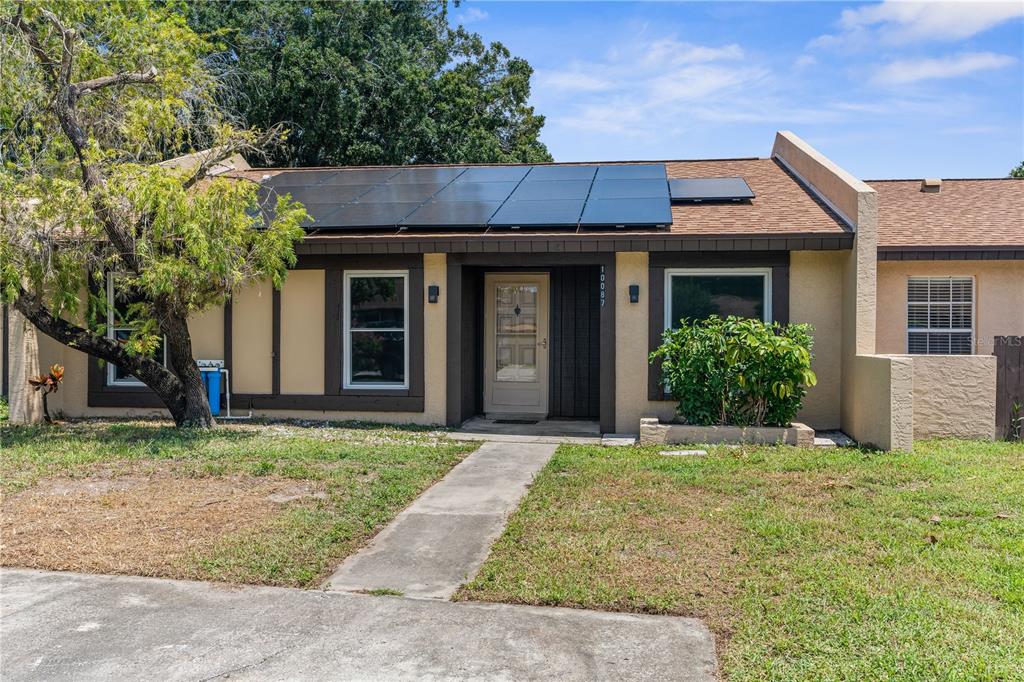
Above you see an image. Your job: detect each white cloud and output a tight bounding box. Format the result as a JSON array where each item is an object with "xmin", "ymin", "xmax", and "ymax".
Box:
[
  {"xmin": 872, "ymin": 51, "xmax": 1016, "ymax": 85},
  {"xmin": 794, "ymin": 55, "xmax": 818, "ymax": 69},
  {"xmin": 812, "ymin": 1, "xmax": 1024, "ymax": 48},
  {"xmin": 456, "ymin": 7, "xmax": 489, "ymax": 25}
]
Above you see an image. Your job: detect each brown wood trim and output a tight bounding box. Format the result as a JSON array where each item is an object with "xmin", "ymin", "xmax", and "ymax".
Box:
[
  {"xmin": 408, "ymin": 270, "xmax": 425, "ymax": 398},
  {"xmin": 299, "ymin": 233, "xmax": 854, "ymax": 256},
  {"xmin": 647, "ymin": 252, "xmax": 791, "ymax": 400},
  {"xmin": 272, "ymin": 288, "xmax": 281, "ymax": 395},
  {"xmin": 233, "ymin": 393, "xmax": 424, "ymax": 413},
  {"xmin": 223, "ymin": 298, "xmax": 232, "ymax": 382},
  {"xmin": 599, "ymin": 260, "xmax": 616, "ymax": 433},
  {"xmin": 2, "ymin": 304, "xmax": 8, "ymax": 397},
  {"xmin": 445, "ymin": 262, "xmax": 464, "ymax": 426},
  {"xmin": 87, "ymin": 389, "xmax": 166, "ymax": 409},
  {"xmin": 324, "ymin": 268, "xmax": 343, "ymax": 395},
  {"xmin": 878, "ymin": 247, "xmax": 1024, "ymax": 261},
  {"xmin": 647, "ymin": 265, "xmax": 665, "ymax": 401}
]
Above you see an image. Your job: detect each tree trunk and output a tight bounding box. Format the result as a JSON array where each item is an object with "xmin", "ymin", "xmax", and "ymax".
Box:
[
  {"xmin": 12, "ymin": 289, "xmax": 214, "ymax": 429},
  {"xmin": 8, "ymin": 308, "xmax": 44, "ymax": 425},
  {"xmin": 157, "ymin": 302, "xmax": 215, "ymax": 428}
]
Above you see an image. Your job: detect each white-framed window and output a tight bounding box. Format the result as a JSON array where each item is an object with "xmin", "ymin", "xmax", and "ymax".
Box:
[
  {"xmin": 663, "ymin": 268, "xmax": 772, "ymax": 330},
  {"xmin": 106, "ymin": 273, "xmax": 167, "ymax": 386},
  {"xmin": 343, "ymin": 271, "xmax": 409, "ymax": 389},
  {"xmin": 907, "ymin": 276, "xmax": 974, "ymax": 355}
]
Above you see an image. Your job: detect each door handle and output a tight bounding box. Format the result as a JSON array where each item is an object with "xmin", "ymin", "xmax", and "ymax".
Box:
[{"xmin": 538, "ymin": 338, "xmax": 547, "ymax": 349}]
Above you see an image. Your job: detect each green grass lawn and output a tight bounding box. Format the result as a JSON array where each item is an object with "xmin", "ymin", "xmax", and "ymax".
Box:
[
  {"xmin": 457, "ymin": 440, "xmax": 1024, "ymax": 681},
  {"xmin": 1, "ymin": 419, "xmax": 476, "ymax": 587}
]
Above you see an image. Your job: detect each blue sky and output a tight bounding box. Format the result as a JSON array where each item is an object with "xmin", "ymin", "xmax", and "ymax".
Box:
[{"xmin": 455, "ymin": 1, "xmax": 1024, "ymax": 178}]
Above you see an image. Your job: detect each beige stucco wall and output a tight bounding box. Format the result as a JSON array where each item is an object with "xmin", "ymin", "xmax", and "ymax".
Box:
[
  {"xmin": 845, "ymin": 354, "xmax": 914, "ymax": 451},
  {"xmin": 877, "ymin": 260, "xmax": 1024, "ymax": 355},
  {"xmin": 907, "ymin": 355, "xmax": 997, "ymax": 440},
  {"xmin": 614, "ymin": 252, "xmax": 675, "ymax": 433},
  {"xmin": 790, "ymin": 251, "xmax": 844, "ymax": 429},
  {"xmin": 188, "ymin": 305, "xmax": 224, "ymax": 363},
  {"xmin": 280, "ymin": 270, "xmax": 325, "ymax": 395},
  {"xmin": 231, "ymin": 279, "xmax": 273, "ymax": 394},
  {"xmin": 422, "ymin": 253, "xmax": 447, "ymax": 424}
]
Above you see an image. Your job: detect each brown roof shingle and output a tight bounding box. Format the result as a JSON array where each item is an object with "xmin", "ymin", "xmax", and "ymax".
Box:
[{"xmin": 870, "ymin": 178, "xmax": 1024, "ymax": 248}]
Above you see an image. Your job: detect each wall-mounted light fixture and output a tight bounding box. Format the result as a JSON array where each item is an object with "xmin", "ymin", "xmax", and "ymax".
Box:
[
  {"xmin": 428, "ymin": 284, "xmax": 440, "ymax": 303},
  {"xmin": 628, "ymin": 284, "xmax": 640, "ymax": 304}
]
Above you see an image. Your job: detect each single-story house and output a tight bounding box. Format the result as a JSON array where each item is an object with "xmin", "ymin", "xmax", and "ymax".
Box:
[{"xmin": 4, "ymin": 132, "xmax": 1022, "ymax": 449}]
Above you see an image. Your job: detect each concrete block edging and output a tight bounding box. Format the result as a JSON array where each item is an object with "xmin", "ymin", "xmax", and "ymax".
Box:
[{"xmin": 640, "ymin": 417, "xmax": 815, "ymax": 447}]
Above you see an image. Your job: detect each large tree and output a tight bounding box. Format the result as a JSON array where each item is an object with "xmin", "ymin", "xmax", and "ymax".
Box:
[
  {"xmin": 186, "ymin": 0, "xmax": 552, "ymax": 167},
  {"xmin": 0, "ymin": 0, "xmax": 306, "ymax": 427}
]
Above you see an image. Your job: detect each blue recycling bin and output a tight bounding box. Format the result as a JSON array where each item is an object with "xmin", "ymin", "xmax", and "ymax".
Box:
[{"xmin": 201, "ymin": 369, "xmax": 222, "ymax": 416}]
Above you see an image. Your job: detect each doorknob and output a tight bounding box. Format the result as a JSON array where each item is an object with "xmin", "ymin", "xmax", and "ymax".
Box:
[{"xmin": 539, "ymin": 338, "xmax": 547, "ymax": 349}]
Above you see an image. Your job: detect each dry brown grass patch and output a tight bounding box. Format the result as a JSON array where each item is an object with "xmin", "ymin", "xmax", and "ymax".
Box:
[{"xmin": 0, "ymin": 468, "xmax": 325, "ymax": 579}]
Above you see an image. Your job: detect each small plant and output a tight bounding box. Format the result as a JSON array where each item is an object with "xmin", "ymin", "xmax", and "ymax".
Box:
[
  {"xmin": 27, "ymin": 364, "xmax": 65, "ymax": 424},
  {"xmin": 1010, "ymin": 401, "xmax": 1022, "ymax": 441},
  {"xmin": 650, "ymin": 316, "xmax": 816, "ymax": 427}
]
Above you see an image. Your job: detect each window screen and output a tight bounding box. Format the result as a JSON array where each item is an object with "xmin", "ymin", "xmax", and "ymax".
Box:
[
  {"xmin": 907, "ymin": 277, "xmax": 974, "ymax": 355},
  {"xmin": 667, "ymin": 272, "xmax": 769, "ymax": 328},
  {"xmin": 106, "ymin": 274, "xmax": 166, "ymax": 385},
  {"xmin": 345, "ymin": 273, "xmax": 408, "ymax": 388}
]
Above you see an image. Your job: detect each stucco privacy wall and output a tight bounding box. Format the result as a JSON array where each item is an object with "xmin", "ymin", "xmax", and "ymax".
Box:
[
  {"xmin": 877, "ymin": 260, "xmax": 1024, "ymax": 355},
  {"xmin": 281, "ymin": 270, "xmax": 325, "ymax": 395},
  {"xmin": 907, "ymin": 355, "xmax": 996, "ymax": 439},
  {"xmin": 772, "ymin": 132, "xmax": 892, "ymax": 446},
  {"xmin": 231, "ymin": 279, "xmax": 273, "ymax": 394},
  {"xmin": 846, "ymin": 354, "xmax": 914, "ymax": 451},
  {"xmin": 790, "ymin": 251, "xmax": 844, "ymax": 429}
]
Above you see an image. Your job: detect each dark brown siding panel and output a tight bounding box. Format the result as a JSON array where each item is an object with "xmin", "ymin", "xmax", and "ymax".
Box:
[
  {"xmin": 2, "ymin": 304, "xmax": 8, "ymax": 398},
  {"xmin": 408, "ymin": 267, "xmax": 425, "ymax": 398},
  {"xmin": 549, "ymin": 266, "xmax": 601, "ymax": 419},
  {"xmin": 324, "ymin": 269, "xmax": 342, "ymax": 395},
  {"xmin": 272, "ymin": 288, "xmax": 281, "ymax": 395},
  {"xmin": 445, "ymin": 262, "xmax": 463, "ymax": 426},
  {"xmin": 648, "ymin": 265, "xmax": 665, "ymax": 401},
  {"xmin": 599, "ymin": 259, "xmax": 616, "ymax": 433}
]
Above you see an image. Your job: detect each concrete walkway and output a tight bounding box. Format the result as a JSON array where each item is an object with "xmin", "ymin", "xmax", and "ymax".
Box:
[
  {"xmin": 0, "ymin": 568, "xmax": 718, "ymax": 681},
  {"xmin": 327, "ymin": 441, "xmax": 556, "ymax": 598}
]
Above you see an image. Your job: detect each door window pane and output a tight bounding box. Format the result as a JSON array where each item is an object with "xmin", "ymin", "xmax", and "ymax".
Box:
[
  {"xmin": 669, "ymin": 274, "xmax": 766, "ymax": 327},
  {"xmin": 495, "ymin": 284, "xmax": 538, "ymax": 382}
]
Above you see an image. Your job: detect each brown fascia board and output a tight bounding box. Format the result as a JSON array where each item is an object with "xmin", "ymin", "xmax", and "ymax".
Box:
[
  {"xmin": 242, "ymin": 157, "xmax": 764, "ymax": 173},
  {"xmin": 878, "ymin": 245, "xmax": 1024, "ymax": 261}
]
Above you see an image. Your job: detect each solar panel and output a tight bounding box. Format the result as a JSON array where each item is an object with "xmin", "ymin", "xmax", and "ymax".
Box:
[
  {"xmin": 386, "ymin": 167, "xmax": 467, "ymax": 184},
  {"xmin": 400, "ymin": 201, "xmax": 502, "ymax": 228},
  {"xmin": 357, "ymin": 182, "xmax": 448, "ymax": 203},
  {"xmin": 263, "ymin": 170, "xmax": 340, "ymax": 188},
  {"xmin": 489, "ymin": 199, "xmax": 586, "ymax": 227},
  {"xmin": 457, "ymin": 166, "xmax": 531, "ymax": 183},
  {"xmin": 595, "ymin": 164, "xmax": 667, "ymax": 180},
  {"xmin": 433, "ymin": 181, "xmax": 521, "ymax": 202},
  {"xmin": 521, "ymin": 165, "xmax": 598, "ymax": 182},
  {"xmin": 588, "ymin": 179, "xmax": 668, "ymax": 200},
  {"xmin": 318, "ymin": 169, "xmax": 401, "ymax": 185},
  {"xmin": 261, "ymin": 162, "xmax": 675, "ymax": 231},
  {"xmin": 317, "ymin": 202, "xmax": 422, "ymax": 228},
  {"xmin": 509, "ymin": 179, "xmax": 592, "ymax": 201},
  {"xmin": 669, "ymin": 177, "xmax": 754, "ymax": 202},
  {"xmin": 579, "ymin": 198, "xmax": 672, "ymax": 227}
]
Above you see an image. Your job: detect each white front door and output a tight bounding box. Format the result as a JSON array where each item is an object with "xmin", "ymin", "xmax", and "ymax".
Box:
[{"xmin": 483, "ymin": 273, "xmax": 549, "ymax": 418}]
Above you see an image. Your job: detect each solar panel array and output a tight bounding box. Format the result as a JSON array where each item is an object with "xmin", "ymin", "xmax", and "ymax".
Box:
[
  {"xmin": 668, "ymin": 177, "xmax": 755, "ymax": 203},
  {"xmin": 259, "ymin": 163, "xmax": 674, "ymax": 231}
]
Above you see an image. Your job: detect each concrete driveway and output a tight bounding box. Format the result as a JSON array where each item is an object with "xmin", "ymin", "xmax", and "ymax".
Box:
[{"xmin": 1, "ymin": 568, "xmax": 718, "ymax": 681}]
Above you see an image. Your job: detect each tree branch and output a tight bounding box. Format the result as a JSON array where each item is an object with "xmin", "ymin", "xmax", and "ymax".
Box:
[
  {"xmin": 72, "ymin": 66, "xmax": 158, "ymax": 97},
  {"xmin": 180, "ymin": 125, "xmax": 283, "ymax": 191},
  {"xmin": 13, "ymin": 286, "xmax": 183, "ymax": 397}
]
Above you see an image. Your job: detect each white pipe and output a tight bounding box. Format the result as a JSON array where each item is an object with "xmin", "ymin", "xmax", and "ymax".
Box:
[{"xmin": 216, "ymin": 368, "xmax": 253, "ymax": 420}]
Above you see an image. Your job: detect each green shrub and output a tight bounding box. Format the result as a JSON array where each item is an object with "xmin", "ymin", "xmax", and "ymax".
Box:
[{"xmin": 649, "ymin": 316, "xmax": 817, "ymax": 427}]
